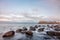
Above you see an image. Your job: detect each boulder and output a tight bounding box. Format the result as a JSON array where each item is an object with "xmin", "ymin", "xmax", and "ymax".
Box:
[
  {"xmin": 23, "ymin": 27, "xmax": 27, "ymax": 31},
  {"xmin": 54, "ymin": 28, "xmax": 60, "ymax": 31},
  {"xmin": 38, "ymin": 28, "xmax": 44, "ymax": 32},
  {"xmin": 16, "ymin": 29, "xmax": 27, "ymax": 34},
  {"xmin": 29, "ymin": 26, "xmax": 36, "ymax": 31},
  {"xmin": 54, "ymin": 25, "xmax": 60, "ymax": 29},
  {"xmin": 57, "ymin": 36, "xmax": 60, "ymax": 39},
  {"xmin": 25, "ymin": 31, "xmax": 33, "ymax": 36},
  {"xmin": 16, "ymin": 29, "xmax": 22, "ymax": 33},
  {"xmin": 46, "ymin": 31, "xmax": 60, "ymax": 36},
  {"xmin": 3, "ymin": 31, "xmax": 15, "ymax": 37},
  {"xmin": 47, "ymin": 25, "xmax": 50, "ymax": 27},
  {"xmin": 34, "ymin": 25, "xmax": 38, "ymax": 28}
]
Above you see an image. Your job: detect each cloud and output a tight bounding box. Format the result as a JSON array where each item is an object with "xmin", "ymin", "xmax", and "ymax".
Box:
[
  {"xmin": 0, "ymin": 0, "xmax": 60, "ymax": 22},
  {"xmin": 0, "ymin": 14, "xmax": 60, "ymax": 22}
]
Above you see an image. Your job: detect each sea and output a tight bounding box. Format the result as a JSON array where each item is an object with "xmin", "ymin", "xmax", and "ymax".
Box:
[{"xmin": 0, "ymin": 22, "xmax": 59, "ymax": 40}]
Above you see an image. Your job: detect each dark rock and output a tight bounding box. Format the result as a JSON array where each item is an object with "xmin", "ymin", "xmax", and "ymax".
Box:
[
  {"xmin": 25, "ymin": 31, "xmax": 33, "ymax": 40},
  {"xmin": 16, "ymin": 29, "xmax": 23, "ymax": 33},
  {"xmin": 38, "ymin": 28, "xmax": 44, "ymax": 32},
  {"xmin": 16, "ymin": 29, "xmax": 27, "ymax": 34},
  {"xmin": 3, "ymin": 31, "xmax": 15, "ymax": 37},
  {"xmin": 38, "ymin": 25, "xmax": 41, "ymax": 27},
  {"xmin": 54, "ymin": 28, "xmax": 60, "ymax": 31},
  {"xmin": 54, "ymin": 25, "xmax": 60, "ymax": 29},
  {"xmin": 29, "ymin": 26, "xmax": 36, "ymax": 31},
  {"xmin": 46, "ymin": 31, "xmax": 60, "ymax": 36},
  {"xmin": 57, "ymin": 36, "xmax": 60, "ymax": 39},
  {"xmin": 34, "ymin": 25, "xmax": 38, "ymax": 28},
  {"xmin": 47, "ymin": 25, "xmax": 50, "ymax": 27},
  {"xmin": 23, "ymin": 27, "xmax": 27, "ymax": 31},
  {"xmin": 25, "ymin": 31, "xmax": 33, "ymax": 36}
]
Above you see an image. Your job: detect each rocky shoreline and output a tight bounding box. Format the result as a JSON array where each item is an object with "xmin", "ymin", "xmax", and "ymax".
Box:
[{"xmin": 0, "ymin": 24, "xmax": 60, "ymax": 40}]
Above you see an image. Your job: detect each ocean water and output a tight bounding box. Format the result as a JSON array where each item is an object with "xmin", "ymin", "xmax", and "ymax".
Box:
[
  {"xmin": 0, "ymin": 23, "xmax": 55, "ymax": 33},
  {"xmin": 0, "ymin": 23, "xmax": 59, "ymax": 40}
]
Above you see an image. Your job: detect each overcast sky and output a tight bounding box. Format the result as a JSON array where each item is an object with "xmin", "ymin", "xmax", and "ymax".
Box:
[{"xmin": 0, "ymin": 0, "xmax": 60, "ymax": 22}]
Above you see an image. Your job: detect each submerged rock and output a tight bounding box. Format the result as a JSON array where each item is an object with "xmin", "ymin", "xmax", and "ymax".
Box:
[
  {"xmin": 54, "ymin": 28, "xmax": 60, "ymax": 31},
  {"xmin": 54, "ymin": 25, "xmax": 60, "ymax": 29},
  {"xmin": 38, "ymin": 28, "xmax": 44, "ymax": 32},
  {"xmin": 57, "ymin": 36, "xmax": 60, "ymax": 39},
  {"xmin": 16, "ymin": 29, "xmax": 26, "ymax": 34},
  {"xmin": 2, "ymin": 31, "xmax": 15, "ymax": 38},
  {"xmin": 23, "ymin": 27, "xmax": 28, "ymax": 31},
  {"xmin": 25, "ymin": 31, "xmax": 33, "ymax": 36},
  {"xmin": 38, "ymin": 25, "xmax": 41, "ymax": 27},
  {"xmin": 46, "ymin": 31, "xmax": 60, "ymax": 36},
  {"xmin": 34, "ymin": 25, "xmax": 38, "ymax": 28},
  {"xmin": 16, "ymin": 29, "xmax": 23, "ymax": 33},
  {"xmin": 29, "ymin": 26, "xmax": 36, "ymax": 31},
  {"xmin": 47, "ymin": 25, "xmax": 50, "ymax": 27}
]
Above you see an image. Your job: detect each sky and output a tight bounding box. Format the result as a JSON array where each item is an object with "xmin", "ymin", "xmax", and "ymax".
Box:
[{"xmin": 0, "ymin": 0, "xmax": 60, "ymax": 22}]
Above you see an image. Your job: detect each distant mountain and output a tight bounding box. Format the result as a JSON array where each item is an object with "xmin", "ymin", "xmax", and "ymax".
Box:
[{"xmin": 38, "ymin": 20, "xmax": 60, "ymax": 24}]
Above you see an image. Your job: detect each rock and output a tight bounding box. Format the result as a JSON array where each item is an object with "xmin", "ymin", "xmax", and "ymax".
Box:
[
  {"xmin": 16, "ymin": 29, "xmax": 23, "ymax": 33},
  {"xmin": 16, "ymin": 29, "xmax": 27, "ymax": 34},
  {"xmin": 2, "ymin": 31, "xmax": 15, "ymax": 37},
  {"xmin": 46, "ymin": 31, "xmax": 60, "ymax": 36},
  {"xmin": 38, "ymin": 25, "xmax": 41, "ymax": 27},
  {"xmin": 25, "ymin": 31, "xmax": 33, "ymax": 39},
  {"xmin": 54, "ymin": 25, "xmax": 60, "ymax": 29},
  {"xmin": 47, "ymin": 25, "xmax": 50, "ymax": 27},
  {"xmin": 29, "ymin": 26, "xmax": 36, "ymax": 31},
  {"xmin": 38, "ymin": 28, "xmax": 44, "ymax": 32},
  {"xmin": 25, "ymin": 31, "xmax": 33, "ymax": 36},
  {"xmin": 34, "ymin": 25, "xmax": 38, "ymax": 28},
  {"xmin": 57, "ymin": 36, "xmax": 60, "ymax": 39},
  {"xmin": 54, "ymin": 28, "xmax": 60, "ymax": 31},
  {"xmin": 23, "ymin": 27, "xmax": 27, "ymax": 31}
]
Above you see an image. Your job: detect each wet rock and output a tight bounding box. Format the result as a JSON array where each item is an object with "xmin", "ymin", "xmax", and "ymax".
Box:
[
  {"xmin": 57, "ymin": 36, "xmax": 60, "ymax": 39},
  {"xmin": 25, "ymin": 31, "xmax": 33, "ymax": 40},
  {"xmin": 38, "ymin": 28, "xmax": 44, "ymax": 32},
  {"xmin": 54, "ymin": 28, "xmax": 60, "ymax": 31},
  {"xmin": 34, "ymin": 25, "xmax": 38, "ymax": 28},
  {"xmin": 29, "ymin": 26, "xmax": 36, "ymax": 31},
  {"xmin": 54, "ymin": 25, "xmax": 60, "ymax": 29},
  {"xmin": 50, "ymin": 25, "xmax": 54, "ymax": 28},
  {"xmin": 2, "ymin": 31, "xmax": 15, "ymax": 38},
  {"xmin": 23, "ymin": 27, "xmax": 27, "ymax": 31},
  {"xmin": 38, "ymin": 25, "xmax": 41, "ymax": 27},
  {"xmin": 25, "ymin": 31, "xmax": 33, "ymax": 36},
  {"xmin": 47, "ymin": 25, "xmax": 50, "ymax": 27},
  {"xmin": 16, "ymin": 29, "xmax": 27, "ymax": 34},
  {"xmin": 46, "ymin": 31, "xmax": 60, "ymax": 36},
  {"xmin": 16, "ymin": 29, "xmax": 23, "ymax": 33}
]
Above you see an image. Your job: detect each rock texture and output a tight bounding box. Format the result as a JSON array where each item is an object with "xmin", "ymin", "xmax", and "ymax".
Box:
[
  {"xmin": 46, "ymin": 31, "xmax": 60, "ymax": 36},
  {"xmin": 2, "ymin": 31, "xmax": 15, "ymax": 37}
]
